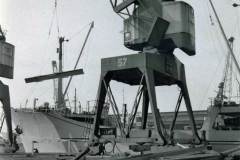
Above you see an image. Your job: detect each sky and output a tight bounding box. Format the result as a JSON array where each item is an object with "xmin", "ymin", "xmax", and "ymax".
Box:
[{"xmin": 0, "ymin": 0, "xmax": 240, "ymax": 113}]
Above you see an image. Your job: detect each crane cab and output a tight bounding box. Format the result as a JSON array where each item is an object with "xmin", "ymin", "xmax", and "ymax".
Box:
[
  {"xmin": 124, "ymin": 1, "xmax": 195, "ymax": 55},
  {"xmin": 0, "ymin": 41, "xmax": 14, "ymax": 79}
]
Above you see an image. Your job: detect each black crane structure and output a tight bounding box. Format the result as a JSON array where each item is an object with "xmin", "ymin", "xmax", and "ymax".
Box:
[
  {"xmin": 0, "ymin": 26, "xmax": 6, "ymax": 41},
  {"xmin": 0, "ymin": 25, "xmax": 15, "ymax": 149},
  {"xmin": 91, "ymin": 0, "xmax": 201, "ymax": 145}
]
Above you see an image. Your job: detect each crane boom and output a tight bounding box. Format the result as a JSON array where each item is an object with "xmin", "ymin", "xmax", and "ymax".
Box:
[
  {"xmin": 25, "ymin": 69, "xmax": 84, "ymax": 83},
  {"xmin": 112, "ymin": 0, "xmax": 136, "ymax": 13},
  {"xmin": 209, "ymin": 0, "xmax": 240, "ymax": 77}
]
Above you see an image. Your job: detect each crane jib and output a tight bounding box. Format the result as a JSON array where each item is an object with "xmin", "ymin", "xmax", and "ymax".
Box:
[{"xmin": 25, "ymin": 69, "xmax": 84, "ymax": 83}]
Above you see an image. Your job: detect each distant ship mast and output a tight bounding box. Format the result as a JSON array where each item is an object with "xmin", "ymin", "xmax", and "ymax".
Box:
[
  {"xmin": 209, "ymin": 0, "xmax": 240, "ymax": 106},
  {"xmin": 222, "ymin": 37, "xmax": 235, "ymax": 103},
  {"xmin": 214, "ymin": 38, "xmax": 236, "ymax": 106}
]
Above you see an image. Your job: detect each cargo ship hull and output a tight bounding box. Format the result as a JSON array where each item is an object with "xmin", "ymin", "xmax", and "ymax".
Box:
[{"xmin": 11, "ymin": 108, "xmax": 91, "ymax": 153}]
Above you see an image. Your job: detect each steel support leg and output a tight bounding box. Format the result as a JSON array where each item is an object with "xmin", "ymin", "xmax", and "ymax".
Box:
[
  {"xmin": 0, "ymin": 81, "xmax": 13, "ymax": 145},
  {"xmin": 169, "ymin": 91, "xmax": 183, "ymax": 144},
  {"xmin": 179, "ymin": 67, "xmax": 200, "ymax": 143},
  {"xmin": 107, "ymin": 83, "xmax": 126, "ymax": 137},
  {"xmin": 92, "ymin": 73, "xmax": 111, "ymax": 138},
  {"xmin": 142, "ymin": 85, "xmax": 149, "ymax": 129},
  {"xmin": 127, "ymin": 88, "xmax": 143, "ymax": 136},
  {"xmin": 145, "ymin": 69, "xmax": 167, "ymax": 145}
]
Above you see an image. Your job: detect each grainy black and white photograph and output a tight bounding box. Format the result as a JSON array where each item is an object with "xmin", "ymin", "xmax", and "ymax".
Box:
[{"xmin": 0, "ymin": 0, "xmax": 240, "ymax": 159}]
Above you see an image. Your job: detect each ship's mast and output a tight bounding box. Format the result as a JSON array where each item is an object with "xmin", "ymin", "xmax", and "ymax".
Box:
[
  {"xmin": 224, "ymin": 38, "xmax": 234, "ymax": 102},
  {"xmin": 57, "ymin": 37, "xmax": 68, "ymax": 110},
  {"xmin": 52, "ymin": 61, "xmax": 58, "ymax": 106},
  {"xmin": 74, "ymin": 88, "xmax": 77, "ymax": 113},
  {"xmin": 215, "ymin": 38, "xmax": 234, "ymax": 105}
]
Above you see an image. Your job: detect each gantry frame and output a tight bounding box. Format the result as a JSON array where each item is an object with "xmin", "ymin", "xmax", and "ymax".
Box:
[{"xmin": 92, "ymin": 52, "xmax": 200, "ymax": 145}]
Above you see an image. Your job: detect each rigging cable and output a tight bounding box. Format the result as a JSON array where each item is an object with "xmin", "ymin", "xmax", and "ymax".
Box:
[
  {"xmin": 70, "ymin": 26, "xmax": 94, "ymax": 106},
  {"xmin": 203, "ymin": 1, "xmax": 240, "ymax": 105},
  {"xmin": 48, "ymin": 0, "xmax": 61, "ymax": 38},
  {"xmin": 22, "ymin": 0, "xmax": 62, "ymax": 106},
  {"xmin": 197, "ymin": 0, "xmax": 228, "ymax": 109},
  {"xmin": 68, "ymin": 22, "xmax": 93, "ymax": 42},
  {"xmin": 55, "ymin": 1, "xmax": 61, "ymax": 37},
  {"xmin": 233, "ymin": 6, "xmax": 240, "ymax": 102},
  {"xmin": 232, "ymin": 5, "xmax": 240, "ymax": 61},
  {"xmin": 63, "ymin": 22, "xmax": 94, "ymax": 98},
  {"xmin": 48, "ymin": 5, "xmax": 56, "ymax": 38}
]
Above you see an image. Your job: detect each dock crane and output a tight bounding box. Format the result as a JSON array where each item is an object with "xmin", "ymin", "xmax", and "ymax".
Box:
[
  {"xmin": 0, "ymin": 25, "xmax": 15, "ymax": 150},
  {"xmin": 92, "ymin": 0, "xmax": 199, "ymax": 147}
]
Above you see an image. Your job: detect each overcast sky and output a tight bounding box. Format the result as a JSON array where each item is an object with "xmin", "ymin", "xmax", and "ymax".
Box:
[{"xmin": 0, "ymin": 0, "xmax": 240, "ymax": 113}]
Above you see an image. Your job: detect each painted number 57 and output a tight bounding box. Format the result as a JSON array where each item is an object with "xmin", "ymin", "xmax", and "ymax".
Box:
[{"xmin": 117, "ymin": 57, "xmax": 127, "ymax": 67}]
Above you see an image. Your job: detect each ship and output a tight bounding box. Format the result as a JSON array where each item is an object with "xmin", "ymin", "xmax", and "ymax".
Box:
[{"xmin": 0, "ymin": 22, "xmax": 111, "ymax": 153}]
